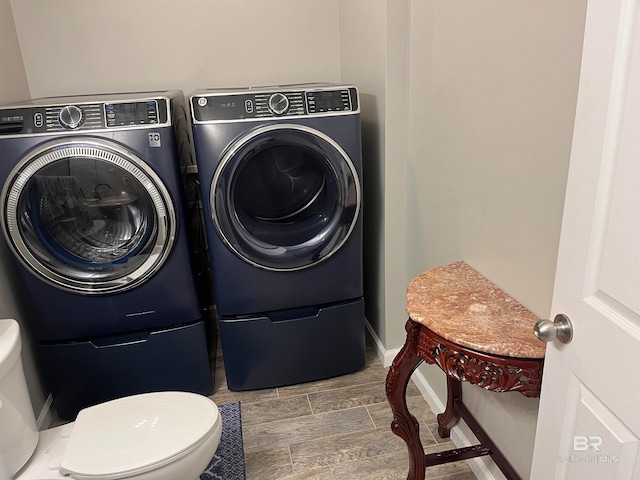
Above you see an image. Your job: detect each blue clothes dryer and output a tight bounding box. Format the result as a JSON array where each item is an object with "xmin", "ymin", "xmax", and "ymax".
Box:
[
  {"xmin": 0, "ymin": 91, "xmax": 213, "ymax": 418},
  {"xmin": 189, "ymin": 83, "xmax": 366, "ymax": 390}
]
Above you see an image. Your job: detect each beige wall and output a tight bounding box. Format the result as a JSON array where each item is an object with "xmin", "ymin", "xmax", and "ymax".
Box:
[
  {"xmin": 11, "ymin": 0, "xmax": 342, "ymax": 98},
  {"xmin": 338, "ymin": 0, "xmax": 410, "ymax": 348},
  {"xmin": 0, "ymin": 0, "xmax": 49, "ymax": 419},
  {"xmin": 339, "ymin": 0, "xmax": 387, "ymax": 341},
  {"xmin": 406, "ymin": 0, "xmax": 587, "ymax": 477},
  {"xmin": 0, "ymin": 0, "xmax": 29, "ymax": 101},
  {"xmin": 340, "ymin": 3, "xmax": 587, "ymax": 474}
]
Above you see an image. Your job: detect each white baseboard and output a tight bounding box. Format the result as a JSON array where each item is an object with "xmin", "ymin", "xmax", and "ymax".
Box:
[
  {"xmin": 367, "ymin": 320, "xmax": 503, "ymax": 480},
  {"xmin": 364, "ymin": 320, "xmax": 400, "ymax": 368},
  {"xmin": 36, "ymin": 394, "xmax": 53, "ymax": 430}
]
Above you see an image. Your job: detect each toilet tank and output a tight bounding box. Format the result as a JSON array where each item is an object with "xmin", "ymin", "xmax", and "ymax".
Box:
[{"xmin": 0, "ymin": 319, "xmax": 38, "ymax": 477}]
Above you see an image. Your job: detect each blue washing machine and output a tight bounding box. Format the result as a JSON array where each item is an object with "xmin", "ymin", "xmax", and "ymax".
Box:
[
  {"xmin": 189, "ymin": 83, "xmax": 365, "ymax": 390},
  {"xmin": 0, "ymin": 91, "xmax": 213, "ymax": 418}
]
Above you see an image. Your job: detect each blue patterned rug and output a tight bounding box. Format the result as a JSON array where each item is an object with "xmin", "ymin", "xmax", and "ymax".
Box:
[{"xmin": 200, "ymin": 402, "xmax": 246, "ymax": 480}]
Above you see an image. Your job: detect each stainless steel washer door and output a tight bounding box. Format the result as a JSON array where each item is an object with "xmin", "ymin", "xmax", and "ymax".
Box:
[
  {"xmin": 211, "ymin": 124, "xmax": 361, "ymax": 271},
  {"xmin": 1, "ymin": 138, "xmax": 176, "ymax": 294}
]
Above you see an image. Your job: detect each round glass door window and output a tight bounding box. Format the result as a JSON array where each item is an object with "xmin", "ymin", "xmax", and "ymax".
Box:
[
  {"xmin": 211, "ymin": 124, "xmax": 361, "ymax": 271},
  {"xmin": 1, "ymin": 138, "xmax": 176, "ymax": 294}
]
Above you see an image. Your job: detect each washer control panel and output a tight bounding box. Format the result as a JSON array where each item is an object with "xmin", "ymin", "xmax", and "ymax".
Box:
[
  {"xmin": 0, "ymin": 99, "xmax": 168, "ymax": 136},
  {"xmin": 268, "ymin": 92, "xmax": 290, "ymax": 115},
  {"xmin": 58, "ymin": 105, "xmax": 84, "ymax": 129},
  {"xmin": 191, "ymin": 86, "xmax": 358, "ymax": 123}
]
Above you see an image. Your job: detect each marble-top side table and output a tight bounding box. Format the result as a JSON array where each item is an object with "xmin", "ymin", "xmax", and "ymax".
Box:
[{"xmin": 385, "ymin": 261, "xmax": 546, "ymax": 480}]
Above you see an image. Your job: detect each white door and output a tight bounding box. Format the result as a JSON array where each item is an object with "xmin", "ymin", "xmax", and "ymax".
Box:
[{"xmin": 530, "ymin": 1, "xmax": 640, "ymax": 478}]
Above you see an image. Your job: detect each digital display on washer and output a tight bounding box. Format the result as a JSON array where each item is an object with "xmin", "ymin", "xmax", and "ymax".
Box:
[
  {"xmin": 105, "ymin": 101, "xmax": 158, "ymax": 127},
  {"xmin": 306, "ymin": 90, "xmax": 351, "ymax": 113}
]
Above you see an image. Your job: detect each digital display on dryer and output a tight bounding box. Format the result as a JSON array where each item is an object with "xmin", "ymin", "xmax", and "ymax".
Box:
[{"xmin": 192, "ymin": 95, "xmax": 251, "ymax": 121}]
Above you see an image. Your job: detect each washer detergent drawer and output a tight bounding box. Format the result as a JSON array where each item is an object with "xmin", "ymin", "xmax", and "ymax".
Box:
[
  {"xmin": 218, "ymin": 298, "xmax": 366, "ymax": 391},
  {"xmin": 38, "ymin": 321, "xmax": 214, "ymax": 419}
]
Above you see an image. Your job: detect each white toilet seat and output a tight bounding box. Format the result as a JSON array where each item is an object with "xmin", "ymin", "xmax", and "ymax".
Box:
[
  {"xmin": 59, "ymin": 392, "xmax": 220, "ymax": 480},
  {"xmin": 13, "ymin": 391, "xmax": 222, "ymax": 480}
]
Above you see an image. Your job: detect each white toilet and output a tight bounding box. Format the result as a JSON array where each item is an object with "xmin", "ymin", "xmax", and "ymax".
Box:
[{"xmin": 0, "ymin": 319, "xmax": 223, "ymax": 480}]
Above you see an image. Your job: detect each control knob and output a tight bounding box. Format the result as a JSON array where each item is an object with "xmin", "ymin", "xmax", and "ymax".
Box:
[
  {"xmin": 58, "ymin": 105, "xmax": 84, "ymax": 129},
  {"xmin": 268, "ymin": 93, "xmax": 289, "ymax": 115}
]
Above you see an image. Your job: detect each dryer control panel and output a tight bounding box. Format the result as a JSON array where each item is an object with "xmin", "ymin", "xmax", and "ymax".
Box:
[
  {"xmin": 191, "ymin": 86, "xmax": 359, "ymax": 123},
  {"xmin": 0, "ymin": 99, "xmax": 170, "ymax": 136}
]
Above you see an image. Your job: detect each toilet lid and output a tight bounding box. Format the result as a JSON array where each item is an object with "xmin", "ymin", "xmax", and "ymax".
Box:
[{"xmin": 59, "ymin": 392, "xmax": 219, "ymax": 479}]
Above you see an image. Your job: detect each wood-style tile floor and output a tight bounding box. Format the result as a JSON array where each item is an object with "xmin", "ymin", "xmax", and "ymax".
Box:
[{"xmin": 209, "ymin": 340, "xmax": 478, "ymax": 480}]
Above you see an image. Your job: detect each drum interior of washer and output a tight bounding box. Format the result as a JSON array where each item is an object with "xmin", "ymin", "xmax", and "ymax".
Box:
[{"xmin": 24, "ymin": 158, "xmax": 155, "ymax": 265}]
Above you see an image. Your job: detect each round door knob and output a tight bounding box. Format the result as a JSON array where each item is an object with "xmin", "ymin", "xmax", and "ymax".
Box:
[
  {"xmin": 58, "ymin": 105, "xmax": 84, "ymax": 129},
  {"xmin": 268, "ymin": 93, "xmax": 289, "ymax": 115},
  {"xmin": 534, "ymin": 313, "xmax": 573, "ymax": 344}
]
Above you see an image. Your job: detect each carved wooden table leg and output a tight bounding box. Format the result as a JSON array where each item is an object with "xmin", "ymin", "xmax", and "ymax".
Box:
[
  {"xmin": 436, "ymin": 376, "xmax": 462, "ymax": 438},
  {"xmin": 388, "ymin": 263, "xmax": 546, "ymax": 480},
  {"xmin": 386, "ymin": 320, "xmax": 426, "ymax": 480}
]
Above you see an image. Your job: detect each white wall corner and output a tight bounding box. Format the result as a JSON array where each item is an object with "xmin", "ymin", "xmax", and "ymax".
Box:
[{"xmin": 365, "ymin": 319, "xmax": 400, "ymax": 367}]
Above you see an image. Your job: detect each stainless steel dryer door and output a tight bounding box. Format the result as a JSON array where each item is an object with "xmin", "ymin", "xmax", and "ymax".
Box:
[
  {"xmin": 1, "ymin": 138, "xmax": 176, "ymax": 294},
  {"xmin": 211, "ymin": 124, "xmax": 361, "ymax": 271}
]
